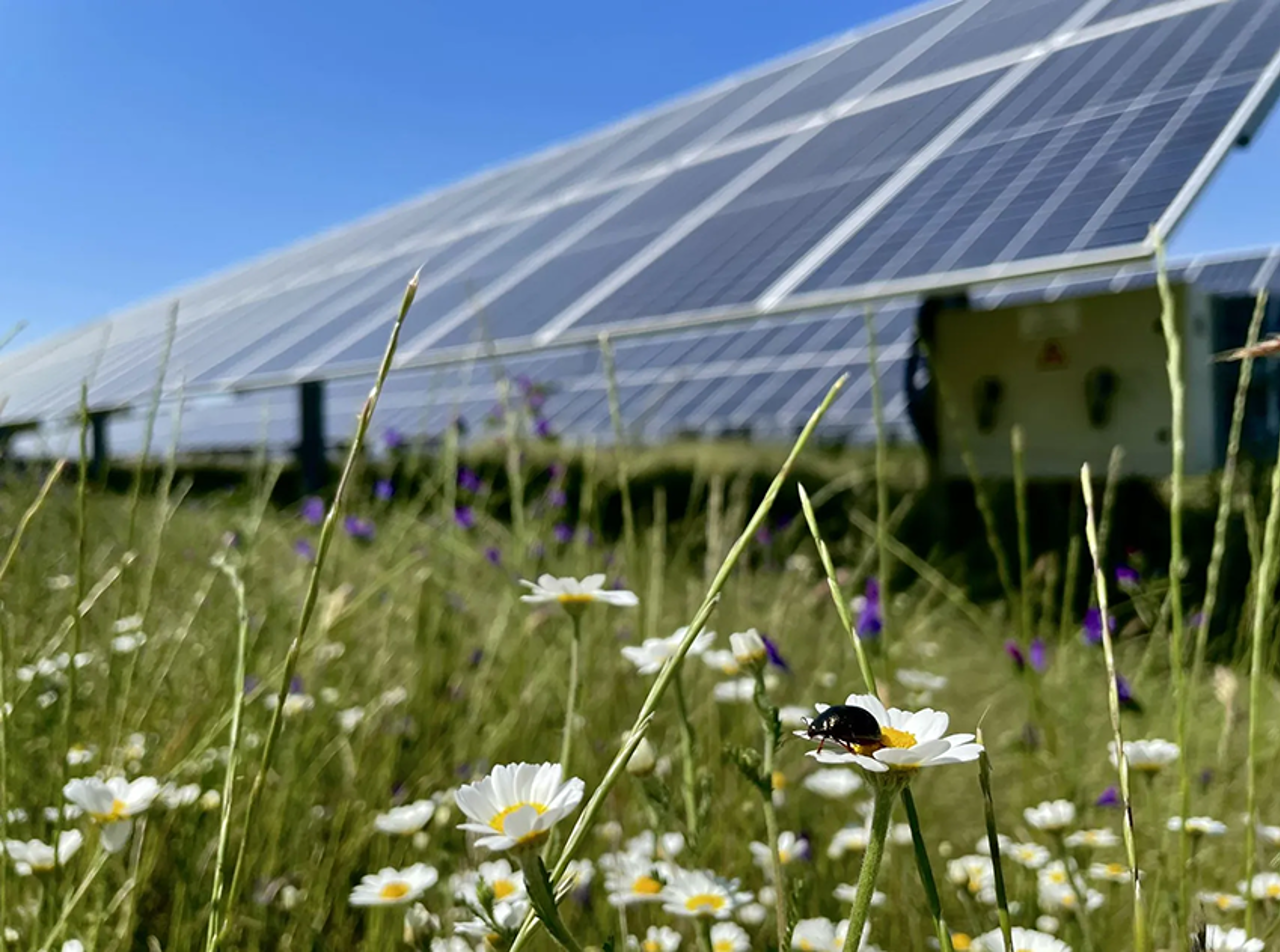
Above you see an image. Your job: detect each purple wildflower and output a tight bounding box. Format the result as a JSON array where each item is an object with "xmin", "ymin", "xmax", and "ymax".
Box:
[
  {"xmin": 1082, "ymin": 607, "xmax": 1116, "ymax": 645},
  {"xmin": 553, "ymin": 523, "xmax": 574, "ymax": 545},
  {"xmin": 457, "ymin": 468, "xmax": 482, "ymax": 494},
  {"xmin": 755, "ymin": 526, "xmax": 773, "ymax": 547},
  {"xmin": 1116, "ymin": 674, "xmax": 1142, "ymax": 713},
  {"xmin": 374, "ymin": 479, "xmax": 394, "ymax": 501},
  {"xmin": 533, "ymin": 417, "xmax": 553, "ymax": 439},
  {"xmin": 289, "ymin": 675, "xmax": 304, "ymax": 694},
  {"xmin": 1198, "ymin": 768, "xmax": 1213, "ymax": 790},
  {"xmin": 1188, "ymin": 611, "xmax": 1205, "ymax": 631},
  {"xmin": 762, "ymin": 634, "xmax": 790, "ymax": 672},
  {"xmin": 1115, "ymin": 564, "xmax": 1140, "ymax": 592},
  {"xmin": 468, "ymin": 648, "xmax": 484, "ymax": 667},
  {"xmin": 294, "ymin": 539, "xmax": 315, "ymax": 562},
  {"xmin": 1029, "ymin": 637, "xmax": 1048, "ymax": 673},
  {"xmin": 344, "ymin": 516, "xmax": 375, "ymax": 541},
  {"xmin": 548, "ymin": 488, "xmax": 568, "ymax": 509},
  {"xmin": 1096, "ymin": 786, "xmax": 1120, "ymax": 808},
  {"xmin": 243, "ymin": 675, "xmax": 260, "ymax": 694},
  {"xmin": 454, "ymin": 506, "xmax": 475, "ymax": 530},
  {"xmin": 300, "ymin": 496, "xmax": 325, "ymax": 526},
  {"xmin": 1005, "ymin": 639, "xmax": 1026, "ymax": 671},
  {"xmin": 484, "ymin": 547, "xmax": 502, "ymax": 566},
  {"xmin": 383, "ymin": 427, "xmax": 405, "ymax": 451},
  {"xmin": 854, "ymin": 577, "xmax": 883, "ymax": 639}
]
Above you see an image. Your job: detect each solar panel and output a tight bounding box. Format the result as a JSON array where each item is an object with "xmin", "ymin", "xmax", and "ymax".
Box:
[{"xmin": 3, "ymin": 0, "xmax": 1280, "ymax": 459}]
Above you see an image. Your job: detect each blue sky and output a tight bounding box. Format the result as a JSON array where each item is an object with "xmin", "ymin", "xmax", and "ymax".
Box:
[{"xmin": 2, "ymin": 0, "xmax": 1278, "ymax": 349}]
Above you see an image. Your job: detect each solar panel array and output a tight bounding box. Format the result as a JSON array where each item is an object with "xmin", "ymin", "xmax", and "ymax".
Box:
[
  {"xmin": 4, "ymin": 0, "xmax": 1280, "ymax": 457},
  {"xmin": 11, "ymin": 246, "xmax": 1280, "ymax": 461}
]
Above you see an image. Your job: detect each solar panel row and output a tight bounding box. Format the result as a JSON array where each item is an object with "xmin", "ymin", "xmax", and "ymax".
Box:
[{"xmin": 1, "ymin": 0, "xmax": 1278, "ymax": 455}]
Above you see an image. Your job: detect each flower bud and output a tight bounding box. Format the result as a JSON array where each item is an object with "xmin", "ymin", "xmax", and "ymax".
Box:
[{"xmin": 626, "ymin": 737, "xmax": 656, "ymax": 777}]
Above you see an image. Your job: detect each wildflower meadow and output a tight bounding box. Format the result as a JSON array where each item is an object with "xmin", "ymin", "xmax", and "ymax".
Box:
[{"xmin": 3, "ymin": 275, "xmax": 1280, "ymax": 952}]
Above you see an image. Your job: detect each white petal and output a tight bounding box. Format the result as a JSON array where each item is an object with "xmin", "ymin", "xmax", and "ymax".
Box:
[{"xmin": 100, "ymin": 819, "xmax": 133, "ymax": 854}]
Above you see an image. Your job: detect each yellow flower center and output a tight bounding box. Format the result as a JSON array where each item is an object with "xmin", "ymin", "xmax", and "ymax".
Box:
[
  {"xmin": 684, "ymin": 893, "xmax": 726, "ymax": 914},
  {"xmin": 1217, "ymin": 895, "xmax": 1234, "ymax": 909},
  {"xmin": 1048, "ymin": 869, "xmax": 1067, "ymax": 884},
  {"xmin": 493, "ymin": 879, "xmax": 517, "ymax": 900},
  {"xmin": 1106, "ymin": 863, "xmax": 1124, "ymax": 876},
  {"xmin": 713, "ymin": 943, "xmax": 734, "ymax": 952},
  {"xmin": 557, "ymin": 593, "xmax": 595, "ymax": 605},
  {"xmin": 952, "ymin": 935, "xmax": 972, "ymax": 951},
  {"xmin": 771, "ymin": 771, "xmax": 786, "ymax": 790},
  {"xmin": 854, "ymin": 727, "xmax": 917, "ymax": 755},
  {"xmin": 644, "ymin": 943, "xmax": 660, "ymax": 952},
  {"xmin": 632, "ymin": 876, "xmax": 663, "ymax": 895},
  {"xmin": 489, "ymin": 801, "xmax": 549, "ymax": 840},
  {"xmin": 92, "ymin": 798, "xmax": 129, "ymax": 823},
  {"xmin": 379, "ymin": 881, "xmax": 410, "ymax": 901},
  {"xmin": 1267, "ymin": 883, "xmax": 1280, "ymax": 898},
  {"xmin": 798, "ymin": 942, "xmax": 815, "ymax": 951}
]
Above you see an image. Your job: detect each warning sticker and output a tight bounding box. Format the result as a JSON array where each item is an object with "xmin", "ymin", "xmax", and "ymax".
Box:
[{"xmin": 1036, "ymin": 339, "xmax": 1068, "ymax": 371}]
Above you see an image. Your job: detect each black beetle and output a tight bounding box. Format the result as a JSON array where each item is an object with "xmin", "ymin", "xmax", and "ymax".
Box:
[{"xmin": 804, "ymin": 704, "xmax": 883, "ymax": 754}]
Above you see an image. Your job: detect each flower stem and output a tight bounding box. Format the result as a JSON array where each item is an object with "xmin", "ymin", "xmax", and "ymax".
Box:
[
  {"xmin": 696, "ymin": 917, "xmax": 714, "ymax": 952},
  {"xmin": 844, "ymin": 784, "xmax": 893, "ymax": 952},
  {"xmin": 901, "ymin": 787, "xmax": 952, "ymax": 952},
  {"xmin": 672, "ymin": 669, "xmax": 700, "ymax": 845},
  {"xmin": 976, "ymin": 735, "xmax": 1014, "ymax": 952},
  {"xmin": 559, "ymin": 613, "xmax": 582, "ymax": 774},
  {"xmin": 755, "ymin": 672, "xmax": 788, "ymax": 951}
]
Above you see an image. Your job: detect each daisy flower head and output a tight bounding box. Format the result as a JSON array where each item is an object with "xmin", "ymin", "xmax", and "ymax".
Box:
[
  {"xmin": 660, "ymin": 867, "xmax": 751, "ymax": 919},
  {"xmin": 1006, "ymin": 841, "xmax": 1051, "ymax": 869},
  {"xmin": 455, "ymin": 762, "xmax": 584, "ymax": 853},
  {"xmin": 728, "ymin": 629, "xmax": 766, "ymax": 668},
  {"xmin": 451, "ymin": 859, "xmax": 526, "ymax": 905},
  {"xmin": 628, "ymin": 925, "xmax": 682, "ymax": 952},
  {"xmin": 1243, "ymin": 872, "xmax": 1280, "ymax": 900},
  {"xmin": 1168, "ymin": 816, "xmax": 1227, "ymax": 837},
  {"xmin": 828, "ymin": 825, "xmax": 871, "ymax": 858},
  {"xmin": 1089, "ymin": 861, "xmax": 1133, "ymax": 883},
  {"xmin": 349, "ymin": 863, "xmax": 437, "ymax": 906},
  {"xmin": 623, "ymin": 628, "xmax": 716, "ymax": 675},
  {"xmin": 948, "ymin": 855, "xmax": 996, "ymax": 901},
  {"xmin": 738, "ymin": 902, "xmax": 768, "ymax": 924},
  {"xmin": 624, "ymin": 829, "xmax": 685, "ymax": 861},
  {"xmin": 63, "ymin": 776, "xmax": 159, "ymax": 853},
  {"xmin": 1199, "ymin": 891, "xmax": 1247, "ymax": 912},
  {"xmin": 802, "ymin": 768, "xmax": 863, "ymax": 799},
  {"xmin": 973, "ymin": 926, "xmax": 1071, "ymax": 951},
  {"xmin": 710, "ymin": 922, "xmax": 750, "ymax": 952},
  {"xmin": 714, "ymin": 678, "xmax": 761, "ymax": 704},
  {"xmin": 799, "ymin": 694, "xmax": 981, "ymax": 780},
  {"xmin": 833, "ymin": 884, "xmax": 885, "ymax": 906},
  {"xmin": 455, "ymin": 896, "xmax": 531, "ymax": 944},
  {"xmin": 1025, "ymin": 800, "xmax": 1076, "ymax": 832},
  {"xmin": 519, "ymin": 574, "xmax": 638, "ymax": 615},
  {"xmin": 375, "ymin": 800, "xmax": 436, "ymax": 836},
  {"xmin": 1110, "ymin": 738, "xmax": 1178, "ymax": 773},
  {"xmin": 748, "ymin": 831, "xmax": 807, "ymax": 872},
  {"xmin": 4, "ymin": 831, "xmax": 83, "ymax": 875},
  {"xmin": 701, "ymin": 650, "xmax": 741, "ymax": 676},
  {"xmin": 1064, "ymin": 828, "xmax": 1118, "ymax": 850},
  {"xmin": 779, "ymin": 706, "xmax": 810, "ymax": 729},
  {"xmin": 1039, "ymin": 877, "xmax": 1103, "ymax": 914},
  {"xmin": 791, "ymin": 918, "xmax": 870, "ymax": 951},
  {"xmin": 600, "ymin": 850, "xmax": 668, "ymax": 906},
  {"xmin": 1201, "ymin": 926, "xmax": 1264, "ymax": 951}
]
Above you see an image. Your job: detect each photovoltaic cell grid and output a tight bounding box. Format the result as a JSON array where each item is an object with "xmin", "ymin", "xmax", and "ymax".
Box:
[
  {"xmin": 12, "ymin": 247, "xmax": 1279, "ymax": 462},
  {"xmin": 1, "ymin": 0, "xmax": 1279, "ymax": 449}
]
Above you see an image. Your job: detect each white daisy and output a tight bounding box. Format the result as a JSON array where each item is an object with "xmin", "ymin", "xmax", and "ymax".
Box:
[
  {"xmin": 111, "ymin": 633, "xmax": 146, "ymax": 655},
  {"xmin": 63, "ymin": 776, "xmax": 159, "ymax": 853},
  {"xmin": 660, "ymin": 867, "xmax": 751, "ymax": 919},
  {"xmin": 973, "ymin": 926, "xmax": 1071, "ymax": 951},
  {"xmin": 4, "ymin": 831, "xmax": 82, "ymax": 875},
  {"xmin": 828, "ymin": 825, "xmax": 871, "ymax": 858},
  {"xmin": 1168, "ymin": 816, "xmax": 1227, "ymax": 837},
  {"xmin": 157, "ymin": 783, "xmax": 202, "ymax": 809},
  {"xmin": 600, "ymin": 851, "xmax": 668, "ymax": 906},
  {"xmin": 1256, "ymin": 823, "xmax": 1280, "ymax": 846},
  {"xmin": 728, "ymin": 629, "xmax": 766, "ymax": 667},
  {"xmin": 337, "ymin": 706, "xmax": 365, "ymax": 734},
  {"xmin": 1025, "ymin": 800, "xmax": 1076, "ymax": 832},
  {"xmin": 790, "ymin": 917, "xmax": 865, "ymax": 951},
  {"xmin": 895, "ymin": 669, "xmax": 947, "ymax": 693},
  {"xmin": 113, "ymin": 615, "xmax": 144, "ymax": 633},
  {"xmin": 564, "ymin": 858, "xmax": 594, "ymax": 889},
  {"xmin": 1089, "ymin": 861, "xmax": 1133, "ymax": 883},
  {"xmin": 1110, "ymin": 738, "xmax": 1178, "ymax": 773},
  {"xmin": 622, "ymin": 628, "xmax": 716, "ymax": 675},
  {"xmin": 455, "ymin": 897, "xmax": 529, "ymax": 942},
  {"xmin": 519, "ymin": 574, "xmax": 638, "ymax": 613},
  {"xmin": 624, "ymin": 830, "xmax": 685, "ymax": 861},
  {"xmin": 779, "ymin": 706, "xmax": 810, "ymax": 729},
  {"xmin": 1202, "ymin": 926, "xmax": 1264, "ymax": 951},
  {"xmin": 66, "ymin": 745, "xmax": 96, "ymax": 766},
  {"xmin": 714, "ymin": 678, "xmax": 761, "ymax": 703},
  {"xmin": 701, "ymin": 650, "xmax": 741, "ymax": 676},
  {"xmin": 1198, "ymin": 891, "xmax": 1247, "ymax": 912},
  {"xmin": 948, "ymin": 855, "xmax": 995, "ymax": 901},
  {"xmin": 799, "ymin": 694, "xmax": 981, "ymax": 774},
  {"xmin": 1039, "ymin": 879, "xmax": 1104, "ymax": 914},
  {"xmin": 455, "ymin": 762, "xmax": 584, "ymax": 852},
  {"xmin": 1243, "ymin": 872, "xmax": 1280, "ymax": 900},
  {"xmin": 748, "ymin": 831, "xmax": 807, "ymax": 872},
  {"xmin": 1006, "ymin": 842, "xmax": 1051, "ymax": 869},
  {"xmin": 710, "ymin": 922, "xmax": 750, "ymax": 952},
  {"xmin": 737, "ymin": 902, "xmax": 768, "ymax": 924},
  {"xmin": 375, "ymin": 800, "xmax": 436, "ymax": 835},
  {"xmin": 349, "ymin": 864, "xmax": 437, "ymax": 906},
  {"xmin": 452, "ymin": 859, "xmax": 526, "ymax": 905},
  {"xmin": 628, "ymin": 925, "xmax": 681, "ymax": 952},
  {"xmin": 802, "ymin": 769, "xmax": 863, "ymax": 799},
  {"xmin": 1064, "ymin": 829, "xmax": 1117, "ymax": 849},
  {"xmin": 833, "ymin": 884, "xmax": 885, "ymax": 906}
]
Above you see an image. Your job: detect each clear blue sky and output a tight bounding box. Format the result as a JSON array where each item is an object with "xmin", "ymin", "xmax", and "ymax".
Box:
[{"xmin": 2, "ymin": 0, "xmax": 1277, "ymax": 350}]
